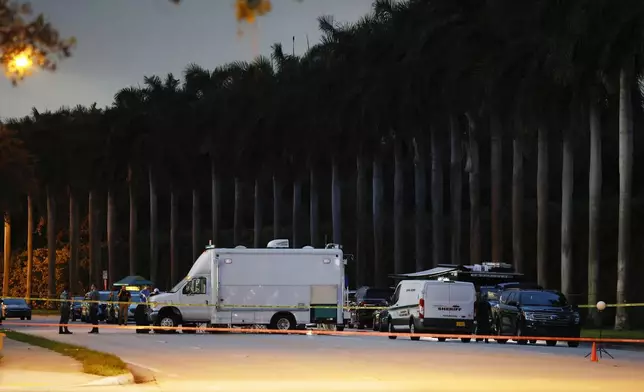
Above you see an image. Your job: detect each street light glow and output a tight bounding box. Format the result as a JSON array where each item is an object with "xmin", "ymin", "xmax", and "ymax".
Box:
[{"xmin": 12, "ymin": 53, "xmax": 32, "ymax": 69}]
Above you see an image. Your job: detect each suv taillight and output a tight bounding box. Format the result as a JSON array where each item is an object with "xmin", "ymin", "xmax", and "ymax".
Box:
[{"xmin": 419, "ymin": 298, "xmax": 425, "ymax": 319}]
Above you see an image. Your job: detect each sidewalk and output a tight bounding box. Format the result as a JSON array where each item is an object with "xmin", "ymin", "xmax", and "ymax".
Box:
[{"xmin": 0, "ymin": 337, "xmax": 100, "ymax": 390}]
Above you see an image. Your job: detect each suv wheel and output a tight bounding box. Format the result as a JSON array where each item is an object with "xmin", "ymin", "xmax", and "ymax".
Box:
[{"xmin": 567, "ymin": 341, "xmax": 579, "ymax": 348}]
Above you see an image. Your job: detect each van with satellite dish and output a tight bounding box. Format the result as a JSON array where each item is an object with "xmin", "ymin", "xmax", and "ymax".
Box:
[
  {"xmin": 148, "ymin": 239, "xmax": 347, "ymax": 333},
  {"xmin": 385, "ymin": 279, "xmax": 476, "ymax": 342}
]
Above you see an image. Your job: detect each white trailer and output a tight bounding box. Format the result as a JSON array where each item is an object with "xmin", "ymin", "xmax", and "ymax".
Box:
[{"xmin": 149, "ymin": 240, "xmax": 346, "ymax": 332}]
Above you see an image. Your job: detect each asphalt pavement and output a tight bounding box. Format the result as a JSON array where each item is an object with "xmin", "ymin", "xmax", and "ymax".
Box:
[{"xmin": 3, "ymin": 316, "xmax": 644, "ymax": 392}]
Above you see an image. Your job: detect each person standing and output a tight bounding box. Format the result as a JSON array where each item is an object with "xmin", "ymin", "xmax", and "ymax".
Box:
[
  {"xmin": 475, "ymin": 292, "xmax": 490, "ymax": 343},
  {"xmin": 59, "ymin": 286, "xmax": 72, "ymax": 334},
  {"xmin": 88, "ymin": 284, "xmax": 99, "ymax": 334},
  {"xmin": 117, "ymin": 287, "xmax": 131, "ymax": 325}
]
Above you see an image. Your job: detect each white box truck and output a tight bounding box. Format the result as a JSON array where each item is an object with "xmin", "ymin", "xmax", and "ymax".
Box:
[
  {"xmin": 385, "ymin": 279, "xmax": 476, "ymax": 342},
  {"xmin": 149, "ymin": 240, "xmax": 347, "ymax": 333}
]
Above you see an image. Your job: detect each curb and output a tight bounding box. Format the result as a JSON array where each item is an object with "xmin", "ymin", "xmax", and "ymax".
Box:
[{"xmin": 80, "ymin": 372, "xmax": 134, "ymax": 387}]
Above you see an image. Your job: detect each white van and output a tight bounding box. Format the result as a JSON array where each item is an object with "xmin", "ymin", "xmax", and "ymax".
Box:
[{"xmin": 385, "ymin": 279, "xmax": 475, "ymax": 342}]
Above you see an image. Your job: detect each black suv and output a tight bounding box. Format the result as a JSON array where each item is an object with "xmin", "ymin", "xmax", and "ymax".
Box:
[
  {"xmin": 349, "ymin": 286, "xmax": 393, "ymax": 329},
  {"xmin": 491, "ymin": 289, "xmax": 580, "ymax": 347}
]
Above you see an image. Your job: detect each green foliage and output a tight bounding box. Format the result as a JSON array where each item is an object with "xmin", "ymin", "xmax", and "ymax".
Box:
[
  {"xmin": 3, "ymin": 245, "xmax": 89, "ymax": 302},
  {"xmin": 0, "ymin": 126, "xmax": 34, "ymax": 211}
]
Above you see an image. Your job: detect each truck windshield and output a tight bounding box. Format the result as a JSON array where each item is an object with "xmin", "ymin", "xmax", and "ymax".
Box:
[
  {"xmin": 520, "ymin": 292, "xmax": 568, "ymax": 307},
  {"xmin": 168, "ymin": 279, "xmax": 187, "ymax": 293},
  {"xmin": 364, "ymin": 289, "xmax": 393, "ymax": 300}
]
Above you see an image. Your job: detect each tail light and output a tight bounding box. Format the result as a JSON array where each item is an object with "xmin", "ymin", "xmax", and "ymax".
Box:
[{"xmin": 419, "ymin": 298, "xmax": 425, "ymax": 319}]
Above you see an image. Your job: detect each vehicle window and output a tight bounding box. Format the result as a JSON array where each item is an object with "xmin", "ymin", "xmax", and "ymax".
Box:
[
  {"xmin": 507, "ymin": 292, "xmax": 517, "ymax": 304},
  {"xmin": 499, "ymin": 292, "xmax": 509, "ymax": 304},
  {"xmin": 391, "ymin": 285, "xmax": 401, "ymax": 304},
  {"xmin": 520, "ymin": 292, "xmax": 568, "ymax": 307},
  {"xmin": 482, "ymin": 289, "xmax": 499, "ymax": 301},
  {"xmin": 195, "ymin": 277, "xmax": 207, "ymax": 294},
  {"xmin": 183, "ymin": 278, "xmax": 207, "ymax": 295},
  {"xmin": 365, "ymin": 288, "xmax": 394, "ymax": 299},
  {"xmin": 129, "ymin": 294, "xmax": 141, "ymax": 303},
  {"xmin": 3, "ymin": 299, "xmax": 27, "ymax": 306}
]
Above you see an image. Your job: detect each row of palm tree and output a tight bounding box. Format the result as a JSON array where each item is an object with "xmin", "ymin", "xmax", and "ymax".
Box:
[{"xmin": 1, "ymin": 0, "xmax": 643, "ymax": 329}]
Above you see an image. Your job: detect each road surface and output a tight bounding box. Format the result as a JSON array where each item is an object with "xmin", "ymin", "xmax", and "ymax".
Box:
[{"xmin": 3, "ymin": 316, "xmax": 644, "ymax": 391}]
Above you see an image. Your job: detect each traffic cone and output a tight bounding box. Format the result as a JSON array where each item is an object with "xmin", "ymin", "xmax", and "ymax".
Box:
[{"xmin": 590, "ymin": 342, "xmax": 598, "ymax": 362}]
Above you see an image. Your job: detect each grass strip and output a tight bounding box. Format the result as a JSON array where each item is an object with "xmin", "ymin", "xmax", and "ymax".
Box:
[
  {"xmin": 32, "ymin": 309, "xmax": 60, "ymax": 315},
  {"xmin": 581, "ymin": 328, "xmax": 644, "ymax": 340},
  {"xmin": 1, "ymin": 329, "xmax": 128, "ymax": 376}
]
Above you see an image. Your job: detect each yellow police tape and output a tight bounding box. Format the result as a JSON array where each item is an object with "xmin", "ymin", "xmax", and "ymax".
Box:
[{"xmin": 4, "ymin": 296, "xmax": 644, "ymax": 311}]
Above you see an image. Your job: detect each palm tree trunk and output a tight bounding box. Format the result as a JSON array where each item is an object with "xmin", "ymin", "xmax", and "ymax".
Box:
[
  {"xmin": 450, "ymin": 116, "xmax": 462, "ymax": 265},
  {"xmin": 373, "ymin": 155, "xmax": 385, "ymax": 286},
  {"xmin": 616, "ymin": 64, "xmax": 633, "ymax": 330},
  {"xmin": 490, "ymin": 113, "xmax": 503, "ymax": 262},
  {"xmin": 2, "ymin": 212, "xmax": 10, "ymax": 297},
  {"xmin": 292, "ymin": 177, "xmax": 302, "ymax": 248},
  {"xmin": 128, "ymin": 165, "xmax": 137, "ymax": 275},
  {"xmin": 466, "ymin": 114, "xmax": 481, "ymax": 265},
  {"xmin": 88, "ymin": 191, "xmax": 100, "ymax": 286},
  {"xmin": 192, "ymin": 189, "xmax": 200, "ymax": 260},
  {"xmin": 588, "ymin": 100, "xmax": 602, "ymax": 327},
  {"xmin": 149, "ymin": 167, "xmax": 159, "ymax": 284},
  {"xmin": 233, "ymin": 177, "xmax": 243, "ymax": 245},
  {"xmin": 273, "ymin": 175, "xmax": 281, "ymax": 239},
  {"xmin": 254, "ymin": 178, "xmax": 262, "ymax": 248},
  {"xmin": 211, "ymin": 158, "xmax": 220, "ymax": 245},
  {"xmin": 170, "ymin": 190, "xmax": 178, "ymax": 284},
  {"xmin": 537, "ymin": 127, "xmax": 549, "ymax": 288},
  {"xmin": 310, "ymin": 167, "xmax": 320, "ymax": 247},
  {"xmin": 47, "ymin": 187, "xmax": 56, "ymax": 301},
  {"xmin": 107, "ymin": 189, "xmax": 116, "ymax": 288},
  {"xmin": 512, "ymin": 137, "xmax": 524, "ymax": 272},
  {"xmin": 431, "ymin": 126, "xmax": 444, "ymax": 267},
  {"xmin": 561, "ymin": 126, "xmax": 574, "ymax": 299},
  {"xmin": 26, "ymin": 194, "xmax": 33, "ymax": 303},
  {"xmin": 393, "ymin": 138, "xmax": 405, "ymax": 273},
  {"xmin": 69, "ymin": 189, "xmax": 80, "ymax": 294},
  {"xmin": 413, "ymin": 136, "xmax": 428, "ymax": 271},
  {"xmin": 356, "ymin": 153, "xmax": 369, "ymax": 286},
  {"xmin": 331, "ymin": 156, "xmax": 342, "ymax": 245}
]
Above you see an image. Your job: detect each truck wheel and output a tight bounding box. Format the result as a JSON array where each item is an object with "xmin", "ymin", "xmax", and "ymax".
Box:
[
  {"xmin": 409, "ymin": 319, "xmax": 420, "ymax": 341},
  {"xmin": 336, "ymin": 325, "xmax": 345, "ymax": 332},
  {"xmin": 157, "ymin": 313, "xmax": 179, "ymax": 334},
  {"xmin": 567, "ymin": 341, "xmax": 579, "ymax": 348},
  {"xmin": 270, "ymin": 313, "xmax": 295, "ymax": 331},
  {"xmin": 461, "ymin": 338, "xmax": 471, "ymax": 343},
  {"xmin": 546, "ymin": 340, "xmax": 557, "ymax": 347},
  {"xmin": 496, "ymin": 321, "xmax": 507, "ymax": 344},
  {"xmin": 387, "ymin": 320, "xmax": 397, "ymax": 340}
]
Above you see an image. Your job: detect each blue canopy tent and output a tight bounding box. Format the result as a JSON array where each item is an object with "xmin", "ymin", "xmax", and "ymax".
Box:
[{"xmin": 113, "ymin": 275, "xmax": 154, "ymax": 289}]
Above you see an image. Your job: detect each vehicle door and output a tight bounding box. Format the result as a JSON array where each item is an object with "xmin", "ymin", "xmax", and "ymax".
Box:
[
  {"xmin": 493, "ymin": 291, "xmax": 510, "ymax": 333},
  {"xmin": 180, "ymin": 277, "xmax": 210, "ymax": 322},
  {"xmin": 387, "ymin": 284, "xmax": 403, "ymax": 329},
  {"xmin": 500, "ymin": 292, "xmax": 519, "ymax": 334}
]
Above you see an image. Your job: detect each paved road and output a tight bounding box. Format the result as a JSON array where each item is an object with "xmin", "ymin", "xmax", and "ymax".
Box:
[{"xmin": 4, "ymin": 316, "xmax": 644, "ymax": 391}]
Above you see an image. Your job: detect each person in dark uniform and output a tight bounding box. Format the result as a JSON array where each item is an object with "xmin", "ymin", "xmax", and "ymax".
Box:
[
  {"xmin": 88, "ymin": 284, "xmax": 99, "ymax": 334},
  {"xmin": 59, "ymin": 286, "xmax": 72, "ymax": 334},
  {"xmin": 117, "ymin": 286, "xmax": 131, "ymax": 325},
  {"xmin": 475, "ymin": 292, "xmax": 490, "ymax": 343}
]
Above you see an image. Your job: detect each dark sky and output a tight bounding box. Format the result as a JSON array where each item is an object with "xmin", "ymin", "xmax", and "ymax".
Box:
[{"xmin": 0, "ymin": 0, "xmax": 373, "ymax": 120}]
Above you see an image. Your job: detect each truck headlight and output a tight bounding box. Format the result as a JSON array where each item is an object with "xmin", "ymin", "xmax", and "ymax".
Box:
[
  {"xmin": 574, "ymin": 312, "xmax": 580, "ymax": 324},
  {"xmin": 523, "ymin": 312, "xmax": 535, "ymax": 321}
]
